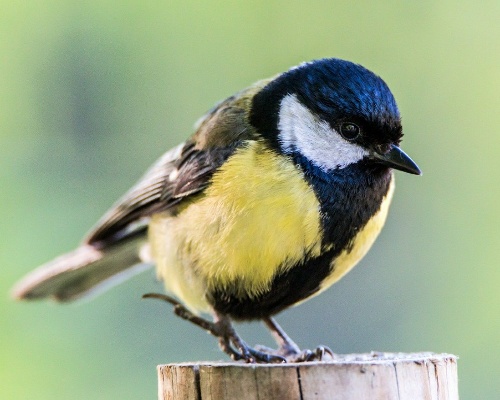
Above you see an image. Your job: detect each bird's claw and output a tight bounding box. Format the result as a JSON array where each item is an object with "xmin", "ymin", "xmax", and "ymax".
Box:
[
  {"xmin": 256, "ymin": 343, "xmax": 335, "ymax": 363},
  {"xmin": 289, "ymin": 345, "xmax": 335, "ymax": 362}
]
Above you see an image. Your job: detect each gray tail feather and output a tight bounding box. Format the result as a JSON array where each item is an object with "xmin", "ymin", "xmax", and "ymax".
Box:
[{"xmin": 11, "ymin": 234, "xmax": 152, "ymax": 302}]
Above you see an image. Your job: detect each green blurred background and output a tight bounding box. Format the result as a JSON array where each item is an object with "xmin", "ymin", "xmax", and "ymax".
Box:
[{"xmin": 1, "ymin": 1, "xmax": 498, "ymax": 399}]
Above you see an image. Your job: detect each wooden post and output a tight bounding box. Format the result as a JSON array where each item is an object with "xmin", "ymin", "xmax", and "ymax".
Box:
[{"xmin": 157, "ymin": 352, "xmax": 458, "ymax": 400}]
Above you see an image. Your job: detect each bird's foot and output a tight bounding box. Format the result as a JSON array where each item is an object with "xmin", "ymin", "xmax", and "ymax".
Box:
[
  {"xmin": 254, "ymin": 343, "xmax": 335, "ymax": 362},
  {"xmin": 287, "ymin": 345, "xmax": 335, "ymax": 362},
  {"xmin": 261, "ymin": 317, "xmax": 335, "ymax": 362},
  {"xmin": 142, "ymin": 293, "xmax": 286, "ymax": 364}
]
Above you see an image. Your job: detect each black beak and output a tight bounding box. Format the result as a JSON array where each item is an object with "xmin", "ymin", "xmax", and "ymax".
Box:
[{"xmin": 371, "ymin": 145, "xmax": 421, "ymax": 175}]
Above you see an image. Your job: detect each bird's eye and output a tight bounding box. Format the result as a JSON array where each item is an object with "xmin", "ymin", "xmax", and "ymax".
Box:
[{"xmin": 340, "ymin": 123, "xmax": 360, "ymax": 141}]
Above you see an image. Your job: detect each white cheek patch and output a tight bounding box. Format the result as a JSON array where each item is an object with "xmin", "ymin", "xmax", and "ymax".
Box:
[{"xmin": 278, "ymin": 94, "xmax": 368, "ymax": 171}]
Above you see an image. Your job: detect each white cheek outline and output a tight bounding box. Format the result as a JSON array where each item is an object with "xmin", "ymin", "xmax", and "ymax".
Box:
[{"xmin": 278, "ymin": 94, "xmax": 368, "ymax": 171}]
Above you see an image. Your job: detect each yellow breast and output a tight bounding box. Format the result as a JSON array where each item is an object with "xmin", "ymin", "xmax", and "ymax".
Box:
[{"xmin": 148, "ymin": 140, "xmax": 323, "ymax": 313}]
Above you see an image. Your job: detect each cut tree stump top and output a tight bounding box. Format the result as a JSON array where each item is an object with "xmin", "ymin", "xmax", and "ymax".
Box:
[{"xmin": 158, "ymin": 352, "xmax": 458, "ymax": 400}]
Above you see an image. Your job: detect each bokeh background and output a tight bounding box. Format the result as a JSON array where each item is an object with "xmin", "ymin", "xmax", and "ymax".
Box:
[{"xmin": 1, "ymin": 2, "xmax": 498, "ymax": 399}]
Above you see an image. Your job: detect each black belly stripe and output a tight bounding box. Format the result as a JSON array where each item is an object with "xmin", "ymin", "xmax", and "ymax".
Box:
[
  {"xmin": 209, "ymin": 248, "xmax": 336, "ymax": 320},
  {"xmin": 209, "ymin": 156, "xmax": 392, "ymax": 320}
]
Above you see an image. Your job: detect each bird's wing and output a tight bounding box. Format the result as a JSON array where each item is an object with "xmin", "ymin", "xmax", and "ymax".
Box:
[
  {"xmin": 83, "ymin": 141, "xmax": 187, "ymax": 244},
  {"xmin": 84, "ymin": 82, "xmax": 266, "ymax": 245}
]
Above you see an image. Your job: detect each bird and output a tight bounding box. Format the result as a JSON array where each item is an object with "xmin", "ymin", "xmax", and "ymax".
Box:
[{"xmin": 12, "ymin": 58, "xmax": 421, "ymax": 363}]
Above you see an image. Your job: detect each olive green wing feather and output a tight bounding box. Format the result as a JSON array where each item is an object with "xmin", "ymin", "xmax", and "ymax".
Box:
[{"xmin": 84, "ymin": 141, "xmax": 190, "ymax": 244}]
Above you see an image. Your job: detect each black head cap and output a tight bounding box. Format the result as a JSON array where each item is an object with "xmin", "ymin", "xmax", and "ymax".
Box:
[{"xmin": 250, "ymin": 58, "xmax": 402, "ymax": 150}]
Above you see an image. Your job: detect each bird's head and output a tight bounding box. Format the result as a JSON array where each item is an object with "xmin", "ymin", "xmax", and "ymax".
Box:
[{"xmin": 250, "ymin": 58, "xmax": 421, "ymax": 176}]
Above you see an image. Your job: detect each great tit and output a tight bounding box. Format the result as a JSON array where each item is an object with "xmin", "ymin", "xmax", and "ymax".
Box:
[{"xmin": 12, "ymin": 58, "xmax": 421, "ymax": 363}]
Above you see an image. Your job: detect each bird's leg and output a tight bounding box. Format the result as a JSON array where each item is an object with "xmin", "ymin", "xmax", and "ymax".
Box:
[
  {"xmin": 143, "ymin": 293, "xmax": 217, "ymax": 332},
  {"xmin": 262, "ymin": 317, "xmax": 335, "ymax": 362},
  {"xmin": 142, "ymin": 293, "xmax": 285, "ymax": 364},
  {"xmin": 262, "ymin": 317, "xmax": 301, "ymax": 356},
  {"xmin": 212, "ymin": 312, "xmax": 286, "ymax": 363}
]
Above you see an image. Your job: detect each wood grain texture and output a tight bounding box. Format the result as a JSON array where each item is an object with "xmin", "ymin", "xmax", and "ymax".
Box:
[{"xmin": 157, "ymin": 352, "xmax": 458, "ymax": 400}]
